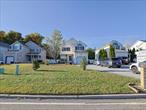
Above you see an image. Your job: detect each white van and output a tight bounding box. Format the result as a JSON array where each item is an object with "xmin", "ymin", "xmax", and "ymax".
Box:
[{"xmin": 130, "ymin": 50, "xmax": 146, "ymax": 74}]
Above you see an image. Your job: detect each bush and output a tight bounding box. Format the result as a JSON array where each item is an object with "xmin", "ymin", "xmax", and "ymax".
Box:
[
  {"xmin": 45, "ymin": 60, "xmax": 49, "ymax": 65},
  {"xmin": 32, "ymin": 60, "xmax": 40, "ymax": 70},
  {"xmin": 80, "ymin": 57, "xmax": 88, "ymax": 70}
]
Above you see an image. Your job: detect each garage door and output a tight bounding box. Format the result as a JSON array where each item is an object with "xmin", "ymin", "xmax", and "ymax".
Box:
[
  {"xmin": 6, "ymin": 56, "xmax": 14, "ymax": 64},
  {"xmin": 76, "ymin": 56, "xmax": 83, "ymax": 64}
]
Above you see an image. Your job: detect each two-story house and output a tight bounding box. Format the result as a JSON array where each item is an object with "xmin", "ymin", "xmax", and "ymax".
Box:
[
  {"xmin": 60, "ymin": 38, "xmax": 88, "ymax": 64},
  {"xmin": 0, "ymin": 42, "xmax": 9, "ymax": 64},
  {"xmin": 25, "ymin": 41, "xmax": 46, "ymax": 62},
  {"xmin": 1, "ymin": 41, "xmax": 46, "ymax": 64},
  {"xmin": 95, "ymin": 40, "xmax": 128, "ymax": 62}
]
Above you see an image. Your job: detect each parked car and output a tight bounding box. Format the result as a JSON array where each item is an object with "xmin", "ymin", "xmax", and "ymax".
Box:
[
  {"xmin": 117, "ymin": 57, "xmax": 129, "ymax": 65},
  {"xmin": 129, "ymin": 61, "xmax": 146, "ymax": 74},
  {"xmin": 88, "ymin": 59, "xmax": 94, "ymax": 64},
  {"xmin": 100, "ymin": 58, "xmax": 122, "ymax": 68}
]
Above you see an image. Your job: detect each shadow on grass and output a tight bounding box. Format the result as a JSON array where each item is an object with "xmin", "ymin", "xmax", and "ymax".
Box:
[{"xmin": 37, "ymin": 70, "xmax": 67, "ymax": 72}]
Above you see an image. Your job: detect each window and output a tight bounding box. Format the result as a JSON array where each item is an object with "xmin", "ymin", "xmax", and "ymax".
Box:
[
  {"xmin": 75, "ymin": 44, "xmax": 84, "ymax": 51},
  {"xmin": 62, "ymin": 47, "xmax": 70, "ymax": 51},
  {"xmin": 13, "ymin": 44, "xmax": 21, "ymax": 50}
]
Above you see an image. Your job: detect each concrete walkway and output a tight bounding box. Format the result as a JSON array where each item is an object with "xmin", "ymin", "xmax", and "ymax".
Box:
[{"xmin": 87, "ymin": 65, "xmax": 140, "ymax": 79}]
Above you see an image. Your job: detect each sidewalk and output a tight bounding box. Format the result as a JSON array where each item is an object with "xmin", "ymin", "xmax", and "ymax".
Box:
[{"xmin": 0, "ymin": 94, "xmax": 146, "ymax": 99}]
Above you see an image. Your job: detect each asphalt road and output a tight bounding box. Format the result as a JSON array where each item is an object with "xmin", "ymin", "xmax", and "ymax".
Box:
[
  {"xmin": 87, "ymin": 65, "xmax": 140, "ymax": 79},
  {"xmin": 0, "ymin": 98, "xmax": 146, "ymax": 110}
]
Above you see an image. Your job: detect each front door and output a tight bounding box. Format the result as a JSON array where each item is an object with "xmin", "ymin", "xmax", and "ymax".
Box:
[{"xmin": 69, "ymin": 56, "xmax": 73, "ymax": 64}]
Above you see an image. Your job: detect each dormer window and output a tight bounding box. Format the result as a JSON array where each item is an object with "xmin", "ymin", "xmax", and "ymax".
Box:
[
  {"xmin": 75, "ymin": 44, "xmax": 84, "ymax": 51},
  {"xmin": 13, "ymin": 43, "xmax": 21, "ymax": 50}
]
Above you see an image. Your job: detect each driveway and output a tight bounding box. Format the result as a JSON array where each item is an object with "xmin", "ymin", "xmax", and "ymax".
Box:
[{"xmin": 87, "ymin": 65, "xmax": 140, "ymax": 79}]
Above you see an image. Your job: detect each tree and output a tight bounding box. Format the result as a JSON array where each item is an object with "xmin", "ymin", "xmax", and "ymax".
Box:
[
  {"xmin": 45, "ymin": 30, "xmax": 63, "ymax": 61},
  {"xmin": 0, "ymin": 31, "xmax": 6, "ymax": 42},
  {"xmin": 128, "ymin": 48, "xmax": 136, "ymax": 62},
  {"xmin": 42, "ymin": 43, "xmax": 52, "ymax": 59},
  {"xmin": 80, "ymin": 57, "xmax": 88, "ymax": 70},
  {"xmin": 109, "ymin": 45, "xmax": 115, "ymax": 58},
  {"xmin": 99, "ymin": 49, "xmax": 107, "ymax": 60},
  {"xmin": 4, "ymin": 31, "xmax": 23, "ymax": 44},
  {"xmin": 24, "ymin": 33, "xmax": 44, "ymax": 45},
  {"xmin": 87, "ymin": 48, "xmax": 95, "ymax": 59}
]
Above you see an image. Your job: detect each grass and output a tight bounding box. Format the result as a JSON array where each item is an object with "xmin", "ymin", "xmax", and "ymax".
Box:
[{"xmin": 0, "ymin": 64, "xmax": 139, "ymax": 95}]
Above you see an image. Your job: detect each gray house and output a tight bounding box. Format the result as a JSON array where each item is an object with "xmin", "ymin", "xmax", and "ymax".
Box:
[
  {"xmin": 0, "ymin": 41, "xmax": 46, "ymax": 64},
  {"xmin": 0, "ymin": 42, "xmax": 9, "ymax": 64}
]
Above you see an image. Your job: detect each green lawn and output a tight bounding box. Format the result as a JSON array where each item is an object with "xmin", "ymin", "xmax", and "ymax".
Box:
[{"xmin": 0, "ymin": 64, "xmax": 139, "ymax": 94}]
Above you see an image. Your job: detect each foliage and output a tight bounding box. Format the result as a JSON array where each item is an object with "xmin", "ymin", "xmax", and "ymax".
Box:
[
  {"xmin": 32, "ymin": 60, "xmax": 40, "ymax": 70},
  {"xmin": 80, "ymin": 57, "xmax": 88, "ymax": 70},
  {"xmin": 0, "ymin": 30, "xmax": 23, "ymax": 44},
  {"xmin": 0, "ymin": 64, "xmax": 138, "ymax": 94},
  {"xmin": 86, "ymin": 48, "xmax": 95, "ymax": 59},
  {"xmin": 45, "ymin": 30, "xmax": 63, "ymax": 61},
  {"xmin": 99, "ymin": 49, "xmax": 108, "ymax": 60},
  {"xmin": 128, "ymin": 48, "xmax": 136, "ymax": 62},
  {"xmin": 0, "ymin": 31, "xmax": 6, "ymax": 42},
  {"xmin": 109, "ymin": 45, "xmax": 115, "ymax": 58},
  {"xmin": 45, "ymin": 60, "xmax": 49, "ymax": 65},
  {"xmin": 24, "ymin": 33, "xmax": 44, "ymax": 45}
]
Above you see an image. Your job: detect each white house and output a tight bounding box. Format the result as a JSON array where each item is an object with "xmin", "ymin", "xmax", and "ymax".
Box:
[
  {"xmin": 60, "ymin": 38, "xmax": 88, "ymax": 64},
  {"xmin": 95, "ymin": 40, "xmax": 128, "ymax": 61},
  {"xmin": 0, "ymin": 41, "xmax": 46, "ymax": 64},
  {"xmin": 130, "ymin": 40, "xmax": 146, "ymax": 50}
]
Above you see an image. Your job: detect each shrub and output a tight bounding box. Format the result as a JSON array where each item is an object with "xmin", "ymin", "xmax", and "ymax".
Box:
[
  {"xmin": 32, "ymin": 60, "xmax": 40, "ymax": 70},
  {"xmin": 80, "ymin": 57, "xmax": 88, "ymax": 70},
  {"xmin": 45, "ymin": 60, "xmax": 49, "ymax": 65}
]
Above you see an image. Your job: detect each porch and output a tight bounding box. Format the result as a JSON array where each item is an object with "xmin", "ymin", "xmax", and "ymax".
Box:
[{"xmin": 60, "ymin": 54, "xmax": 74, "ymax": 64}]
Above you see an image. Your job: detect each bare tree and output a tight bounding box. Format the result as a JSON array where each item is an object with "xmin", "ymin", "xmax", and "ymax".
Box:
[{"xmin": 45, "ymin": 30, "xmax": 63, "ymax": 61}]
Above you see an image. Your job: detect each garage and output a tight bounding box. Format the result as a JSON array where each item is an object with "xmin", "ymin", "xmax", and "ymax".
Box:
[
  {"xmin": 6, "ymin": 56, "xmax": 14, "ymax": 64},
  {"xmin": 76, "ymin": 56, "xmax": 83, "ymax": 64}
]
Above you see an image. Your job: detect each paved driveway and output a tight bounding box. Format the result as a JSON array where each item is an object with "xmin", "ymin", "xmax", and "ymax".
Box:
[{"xmin": 87, "ymin": 65, "xmax": 140, "ymax": 79}]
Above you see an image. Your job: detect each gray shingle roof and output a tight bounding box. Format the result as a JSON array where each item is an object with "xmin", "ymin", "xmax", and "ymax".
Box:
[{"xmin": 0, "ymin": 42, "xmax": 9, "ymax": 48}]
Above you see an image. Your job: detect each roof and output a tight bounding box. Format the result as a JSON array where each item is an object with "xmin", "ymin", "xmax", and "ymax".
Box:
[
  {"xmin": 63, "ymin": 38, "xmax": 87, "ymax": 47},
  {"xmin": 0, "ymin": 42, "xmax": 9, "ymax": 48},
  {"xmin": 96, "ymin": 40, "xmax": 124, "ymax": 50},
  {"xmin": 140, "ymin": 40, "xmax": 146, "ymax": 42}
]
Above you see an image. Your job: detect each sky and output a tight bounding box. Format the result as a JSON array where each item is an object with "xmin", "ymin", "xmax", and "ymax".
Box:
[{"xmin": 0, "ymin": 0, "xmax": 146, "ymax": 48}]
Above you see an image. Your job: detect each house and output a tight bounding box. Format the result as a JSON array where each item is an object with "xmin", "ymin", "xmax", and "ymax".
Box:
[
  {"xmin": 95, "ymin": 40, "xmax": 128, "ymax": 61},
  {"xmin": 130, "ymin": 40, "xmax": 146, "ymax": 63},
  {"xmin": 60, "ymin": 38, "xmax": 88, "ymax": 64},
  {"xmin": 0, "ymin": 41, "xmax": 46, "ymax": 64},
  {"xmin": 0, "ymin": 42, "xmax": 9, "ymax": 64},
  {"xmin": 130, "ymin": 40, "xmax": 146, "ymax": 51}
]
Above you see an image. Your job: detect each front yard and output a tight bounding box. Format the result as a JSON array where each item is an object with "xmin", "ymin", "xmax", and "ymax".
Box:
[{"xmin": 0, "ymin": 64, "xmax": 139, "ymax": 94}]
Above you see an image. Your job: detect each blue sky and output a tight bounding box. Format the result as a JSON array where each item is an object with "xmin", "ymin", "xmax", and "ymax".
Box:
[{"xmin": 0, "ymin": 0, "xmax": 146, "ymax": 48}]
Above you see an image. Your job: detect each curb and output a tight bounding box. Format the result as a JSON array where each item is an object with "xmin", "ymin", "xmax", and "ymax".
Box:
[{"xmin": 0, "ymin": 94, "xmax": 146, "ymax": 99}]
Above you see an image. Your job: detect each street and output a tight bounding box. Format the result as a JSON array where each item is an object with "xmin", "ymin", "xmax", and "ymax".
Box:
[
  {"xmin": 87, "ymin": 65, "xmax": 140, "ymax": 79},
  {"xmin": 0, "ymin": 98, "xmax": 146, "ymax": 110}
]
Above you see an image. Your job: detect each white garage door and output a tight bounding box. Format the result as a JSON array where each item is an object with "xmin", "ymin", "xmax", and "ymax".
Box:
[
  {"xmin": 6, "ymin": 56, "xmax": 14, "ymax": 64},
  {"xmin": 76, "ymin": 56, "xmax": 83, "ymax": 64}
]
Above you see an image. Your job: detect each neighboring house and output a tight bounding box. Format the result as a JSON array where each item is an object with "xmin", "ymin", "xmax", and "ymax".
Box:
[
  {"xmin": 60, "ymin": 38, "xmax": 88, "ymax": 64},
  {"xmin": 0, "ymin": 41, "xmax": 46, "ymax": 64},
  {"xmin": 0, "ymin": 42, "xmax": 9, "ymax": 64},
  {"xmin": 130, "ymin": 40, "xmax": 146, "ymax": 51},
  {"xmin": 25, "ymin": 41, "xmax": 46, "ymax": 62},
  {"xmin": 95, "ymin": 40, "xmax": 128, "ymax": 61}
]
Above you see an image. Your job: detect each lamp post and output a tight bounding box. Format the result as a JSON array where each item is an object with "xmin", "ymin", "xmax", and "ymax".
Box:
[{"xmin": 15, "ymin": 65, "xmax": 19, "ymax": 75}]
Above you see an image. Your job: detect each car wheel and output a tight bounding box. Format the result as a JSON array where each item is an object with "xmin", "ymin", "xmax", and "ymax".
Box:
[{"xmin": 131, "ymin": 66, "xmax": 139, "ymax": 74}]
